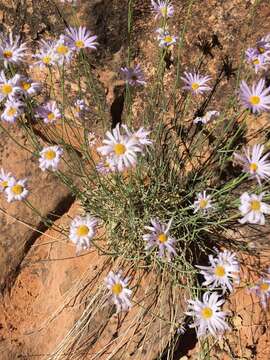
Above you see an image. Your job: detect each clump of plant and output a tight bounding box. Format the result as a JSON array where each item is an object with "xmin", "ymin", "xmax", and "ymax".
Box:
[{"xmin": 0, "ymin": 0, "xmax": 270, "ymax": 358}]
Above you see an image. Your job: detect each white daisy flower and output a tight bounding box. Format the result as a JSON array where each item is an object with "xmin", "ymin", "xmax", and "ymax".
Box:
[
  {"xmin": 256, "ymin": 33, "xmax": 270, "ymax": 56},
  {"xmin": 1, "ymin": 99, "xmax": 24, "ymax": 123},
  {"xmin": 69, "ymin": 215, "xmax": 98, "ymax": 253},
  {"xmin": 181, "ymin": 71, "xmax": 212, "ymax": 95},
  {"xmin": 0, "ymin": 31, "xmax": 28, "ymax": 68},
  {"xmin": 193, "ymin": 110, "xmax": 220, "ymax": 124},
  {"xmin": 33, "ymin": 40, "xmax": 58, "ymax": 68},
  {"xmin": 97, "ymin": 124, "xmax": 143, "ymax": 172},
  {"xmin": 196, "ymin": 250, "xmax": 239, "ymax": 293},
  {"xmin": 105, "ymin": 270, "xmax": 132, "ymax": 313},
  {"xmin": 36, "ymin": 101, "xmax": 61, "ymax": 124},
  {"xmin": 53, "ymin": 35, "xmax": 73, "ymax": 65},
  {"xmin": 65, "ymin": 26, "xmax": 98, "ymax": 51},
  {"xmin": 143, "ymin": 218, "xmax": 176, "ymax": 261},
  {"xmin": 39, "ymin": 145, "xmax": 63, "ymax": 172},
  {"xmin": 0, "ymin": 71, "xmax": 21, "ymax": 102},
  {"xmin": 245, "ymin": 48, "xmax": 270, "ymax": 73},
  {"xmin": 239, "ymin": 192, "xmax": 270, "ymax": 225},
  {"xmin": 233, "ymin": 144, "xmax": 270, "ymax": 184},
  {"xmin": 251, "ymin": 276, "xmax": 270, "ymax": 309},
  {"xmin": 17, "ymin": 75, "xmax": 41, "ymax": 96},
  {"xmin": 156, "ymin": 28, "xmax": 177, "ymax": 48},
  {"xmin": 239, "ymin": 79, "xmax": 270, "ymax": 114},
  {"xmin": 5, "ymin": 178, "xmax": 28, "ymax": 202},
  {"xmin": 185, "ymin": 291, "xmax": 230, "ymax": 337},
  {"xmin": 151, "ymin": 0, "xmax": 174, "ymax": 19},
  {"xmin": 193, "ymin": 191, "xmax": 213, "ymax": 214},
  {"xmin": 0, "ymin": 168, "xmax": 14, "ymax": 192}
]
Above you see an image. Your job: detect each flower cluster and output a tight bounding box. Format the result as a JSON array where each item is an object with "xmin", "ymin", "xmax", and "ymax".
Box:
[
  {"xmin": 33, "ymin": 26, "xmax": 98, "ymax": 68},
  {"xmin": 97, "ymin": 123, "xmax": 151, "ymax": 172},
  {"xmin": 245, "ymin": 34, "xmax": 270, "ymax": 73},
  {"xmin": 0, "ymin": 168, "xmax": 28, "ymax": 202}
]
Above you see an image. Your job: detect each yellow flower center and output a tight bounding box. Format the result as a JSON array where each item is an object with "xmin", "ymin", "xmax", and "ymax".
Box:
[
  {"xmin": 249, "ymin": 162, "xmax": 258, "ymax": 172},
  {"xmin": 191, "ymin": 82, "xmax": 200, "ymax": 91},
  {"xmin": 260, "ymin": 282, "xmax": 270, "ymax": 292},
  {"xmin": 47, "ymin": 112, "xmax": 55, "ymax": 121},
  {"xmin": 214, "ymin": 265, "xmax": 226, "ymax": 277},
  {"xmin": 258, "ymin": 47, "xmax": 265, "ymax": 54},
  {"xmin": 252, "ymin": 58, "xmax": 260, "ymax": 65},
  {"xmin": 44, "ymin": 149, "xmax": 56, "ymax": 160},
  {"xmin": 249, "ymin": 95, "xmax": 260, "ymax": 105},
  {"xmin": 56, "ymin": 44, "xmax": 69, "ymax": 55},
  {"xmin": 164, "ymin": 35, "xmax": 173, "ymax": 43},
  {"xmin": 1, "ymin": 180, "xmax": 8, "ymax": 188},
  {"xmin": 158, "ymin": 233, "xmax": 168, "ymax": 243},
  {"xmin": 112, "ymin": 283, "xmax": 123, "ymax": 295},
  {"xmin": 76, "ymin": 225, "xmax": 89, "ymax": 237},
  {"xmin": 11, "ymin": 184, "xmax": 23, "ymax": 195},
  {"xmin": 75, "ymin": 40, "xmax": 85, "ymax": 48},
  {"xmin": 21, "ymin": 82, "xmax": 31, "ymax": 91},
  {"xmin": 199, "ymin": 199, "xmax": 208, "ymax": 209},
  {"xmin": 161, "ymin": 6, "xmax": 168, "ymax": 17},
  {"xmin": 43, "ymin": 55, "xmax": 51, "ymax": 65},
  {"xmin": 6, "ymin": 107, "xmax": 17, "ymax": 117},
  {"xmin": 3, "ymin": 50, "xmax": 13, "ymax": 58},
  {"xmin": 1, "ymin": 83, "xmax": 12, "ymax": 95},
  {"xmin": 114, "ymin": 143, "xmax": 126, "ymax": 156},
  {"xmin": 250, "ymin": 200, "xmax": 261, "ymax": 212},
  {"xmin": 201, "ymin": 307, "xmax": 213, "ymax": 319}
]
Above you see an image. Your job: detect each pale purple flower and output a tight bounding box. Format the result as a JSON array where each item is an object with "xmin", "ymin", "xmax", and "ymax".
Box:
[
  {"xmin": 33, "ymin": 39, "xmax": 58, "ymax": 68},
  {"xmin": 0, "ymin": 168, "xmax": 14, "ymax": 192},
  {"xmin": 65, "ymin": 26, "xmax": 98, "ymax": 51},
  {"xmin": 121, "ymin": 124, "xmax": 152, "ymax": 148},
  {"xmin": 196, "ymin": 250, "xmax": 239, "ymax": 293},
  {"xmin": 36, "ymin": 101, "xmax": 61, "ymax": 124},
  {"xmin": 239, "ymin": 192, "xmax": 270, "ymax": 225},
  {"xmin": 96, "ymin": 158, "xmax": 116, "ymax": 174},
  {"xmin": 53, "ymin": 35, "xmax": 73, "ymax": 65},
  {"xmin": 97, "ymin": 123, "xmax": 143, "ymax": 172},
  {"xmin": 251, "ymin": 272, "xmax": 270, "ymax": 309},
  {"xmin": 0, "ymin": 31, "xmax": 28, "ymax": 68},
  {"xmin": 193, "ymin": 110, "xmax": 220, "ymax": 124},
  {"xmin": 181, "ymin": 72, "xmax": 211, "ymax": 95},
  {"xmin": 74, "ymin": 98, "xmax": 89, "ymax": 117},
  {"xmin": 17, "ymin": 75, "xmax": 41, "ymax": 96},
  {"xmin": 256, "ymin": 33, "xmax": 270, "ymax": 56},
  {"xmin": 245, "ymin": 48, "xmax": 269, "ymax": 73},
  {"xmin": 5, "ymin": 178, "xmax": 28, "ymax": 202},
  {"xmin": 193, "ymin": 191, "xmax": 213, "ymax": 214},
  {"xmin": 233, "ymin": 144, "xmax": 270, "ymax": 184},
  {"xmin": 239, "ymin": 79, "xmax": 270, "ymax": 114},
  {"xmin": 185, "ymin": 292, "xmax": 230, "ymax": 337},
  {"xmin": 143, "ymin": 218, "xmax": 176, "ymax": 261},
  {"xmin": 151, "ymin": 0, "xmax": 174, "ymax": 19},
  {"xmin": 105, "ymin": 270, "xmax": 132, "ymax": 313},
  {"xmin": 1, "ymin": 99, "xmax": 24, "ymax": 123},
  {"xmin": 156, "ymin": 27, "xmax": 177, "ymax": 48},
  {"xmin": 121, "ymin": 65, "xmax": 146, "ymax": 86},
  {"xmin": 0, "ymin": 71, "xmax": 21, "ymax": 101}
]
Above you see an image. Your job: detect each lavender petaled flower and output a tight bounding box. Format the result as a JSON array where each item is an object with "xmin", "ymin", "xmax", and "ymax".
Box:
[
  {"xmin": 250, "ymin": 275, "xmax": 270, "ymax": 309},
  {"xmin": 181, "ymin": 71, "xmax": 212, "ymax": 95},
  {"xmin": 151, "ymin": 0, "xmax": 174, "ymax": 19},
  {"xmin": 65, "ymin": 26, "xmax": 98, "ymax": 51},
  {"xmin": 120, "ymin": 65, "xmax": 146, "ymax": 86},
  {"xmin": 239, "ymin": 79, "xmax": 270, "ymax": 113},
  {"xmin": 233, "ymin": 144, "xmax": 270, "ymax": 185},
  {"xmin": 36, "ymin": 101, "xmax": 61, "ymax": 124},
  {"xmin": 156, "ymin": 27, "xmax": 177, "ymax": 48},
  {"xmin": 143, "ymin": 218, "xmax": 176, "ymax": 261},
  {"xmin": 33, "ymin": 39, "xmax": 58, "ymax": 68},
  {"xmin": 0, "ymin": 31, "xmax": 28, "ymax": 68},
  {"xmin": 245, "ymin": 48, "xmax": 269, "ymax": 73},
  {"xmin": 256, "ymin": 33, "xmax": 270, "ymax": 55}
]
